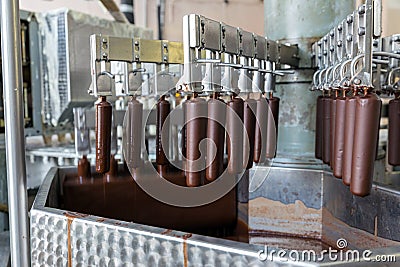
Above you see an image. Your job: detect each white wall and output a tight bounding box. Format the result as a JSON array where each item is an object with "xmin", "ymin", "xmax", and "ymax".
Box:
[
  {"xmin": 19, "ymin": 0, "xmax": 400, "ymax": 40},
  {"xmin": 382, "ymin": 0, "xmax": 400, "ymax": 37},
  {"xmin": 19, "ymin": 0, "xmax": 115, "ymax": 20},
  {"xmin": 134, "ymin": 0, "xmax": 264, "ymax": 42}
]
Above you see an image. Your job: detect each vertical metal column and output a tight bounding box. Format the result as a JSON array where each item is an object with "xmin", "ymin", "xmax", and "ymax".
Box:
[
  {"xmin": 264, "ymin": 0, "xmax": 355, "ymax": 158},
  {"xmin": 0, "ymin": 0, "xmax": 31, "ymax": 266}
]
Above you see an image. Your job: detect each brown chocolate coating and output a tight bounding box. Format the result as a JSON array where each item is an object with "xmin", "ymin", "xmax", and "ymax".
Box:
[
  {"xmin": 226, "ymin": 97, "xmax": 244, "ymax": 174},
  {"xmin": 266, "ymin": 96, "xmax": 280, "ymax": 158},
  {"xmin": 95, "ymin": 96, "xmax": 112, "ymax": 173},
  {"xmin": 322, "ymin": 97, "xmax": 331, "ymax": 165},
  {"xmin": 388, "ymin": 98, "xmax": 400, "ymax": 166},
  {"xmin": 63, "ymin": 165, "xmax": 237, "ymax": 235},
  {"xmin": 185, "ymin": 97, "xmax": 207, "ymax": 186},
  {"xmin": 106, "ymin": 154, "xmax": 118, "ymax": 178},
  {"xmin": 125, "ymin": 98, "xmax": 143, "ymax": 168},
  {"xmin": 315, "ymin": 95, "xmax": 323, "ymax": 160},
  {"xmin": 342, "ymin": 96, "xmax": 358, "ymax": 186},
  {"xmin": 243, "ymin": 99, "xmax": 257, "ymax": 169},
  {"xmin": 181, "ymin": 98, "xmax": 189, "ymax": 159},
  {"xmin": 350, "ymin": 93, "xmax": 381, "ymax": 197},
  {"xmin": 330, "ymin": 96, "xmax": 337, "ymax": 171},
  {"xmin": 156, "ymin": 96, "xmax": 170, "ymax": 166},
  {"xmin": 77, "ymin": 155, "xmax": 91, "ymax": 179},
  {"xmin": 333, "ymin": 97, "xmax": 346, "ymax": 178},
  {"xmin": 206, "ymin": 98, "xmax": 226, "ymax": 182},
  {"xmin": 254, "ymin": 98, "xmax": 268, "ymax": 163}
]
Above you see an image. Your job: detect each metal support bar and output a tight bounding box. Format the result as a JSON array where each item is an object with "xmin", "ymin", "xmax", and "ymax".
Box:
[{"xmin": 0, "ymin": 0, "xmax": 31, "ymax": 266}]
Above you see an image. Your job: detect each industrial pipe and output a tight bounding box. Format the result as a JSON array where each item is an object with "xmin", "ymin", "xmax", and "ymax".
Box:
[
  {"xmin": 265, "ymin": 0, "xmax": 354, "ymax": 157},
  {"xmin": 0, "ymin": 0, "xmax": 31, "ymax": 265}
]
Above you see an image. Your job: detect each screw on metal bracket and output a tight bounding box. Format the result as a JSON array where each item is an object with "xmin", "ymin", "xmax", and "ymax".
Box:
[
  {"xmin": 347, "ymin": 35, "xmax": 353, "ymax": 42},
  {"xmin": 347, "ymin": 15, "xmax": 353, "ymax": 24},
  {"xmin": 201, "ymin": 38, "xmax": 205, "ymax": 48},
  {"xmin": 221, "ymin": 26, "xmax": 226, "ymax": 39},
  {"xmin": 358, "ymin": 5, "xmax": 365, "ymax": 15},
  {"xmin": 358, "ymin": 27, "xmax": 366, "ymax": 36}
]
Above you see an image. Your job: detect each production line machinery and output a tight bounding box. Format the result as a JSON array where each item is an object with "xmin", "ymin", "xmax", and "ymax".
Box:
[
  {"xmin": 63, "ymin": 16, "xmax": 298, "ymax": 234},
  {"xmin": 28, "ymin": 1, "xmax": 400, "ymax": 266},
  {"xmin": 311, "ymin": 0, "xmax": 400, "ymax": 197}
]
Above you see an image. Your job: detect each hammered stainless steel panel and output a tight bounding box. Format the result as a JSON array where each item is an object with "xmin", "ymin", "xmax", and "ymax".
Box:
[{"xmin": 31, "ymin": 166, "xmax": 400, "ymax": 266}]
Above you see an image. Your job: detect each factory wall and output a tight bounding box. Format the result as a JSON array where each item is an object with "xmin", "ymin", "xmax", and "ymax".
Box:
[
  {"xmin": 19, "ymin": 0, "xmax": 400, "ymax": 41},
  {"xmin": 19, "ymin": 0, "xmax": 115, "ymax": 20},
  {"xmin": 133, "ymin": 0, "xmax": 264, "ymax": 41}
]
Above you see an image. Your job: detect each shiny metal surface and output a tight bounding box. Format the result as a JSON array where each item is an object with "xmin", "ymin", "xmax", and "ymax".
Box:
[
  {"xmin": 30, "ymin": 166, "xmax": 400, "ymax": 266},
  {"xmin": 0, "ymin": 0, "xmax": 30, "ymax": 265},
  {"xmin": 31, "ymin": 168, "xmax": 265, "ymax": 266},
  {"xmin": 250, "ymin": 160, "xmax": 400, "ymax": 245}
]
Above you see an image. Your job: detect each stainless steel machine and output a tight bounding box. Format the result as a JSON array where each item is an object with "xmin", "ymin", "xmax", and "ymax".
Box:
[{"xmin": 1, "ymin": 0, "xmax": 400, "ymax": 266}]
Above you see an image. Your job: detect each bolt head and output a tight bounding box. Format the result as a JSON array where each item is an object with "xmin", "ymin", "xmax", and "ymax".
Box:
[
  {"xmin": 358, "ymin": 27, "xmax": 366, "ymax": 36},
  {"xmin": 358, "ymin": 5, "xmax": 365, "ymax": 15},
  {"xmin": 347, "ymin": 15, "xmax": 353, "ymax": 24}
]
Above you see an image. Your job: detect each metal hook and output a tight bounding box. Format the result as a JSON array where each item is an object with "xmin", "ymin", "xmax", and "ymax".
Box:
[{"xmin": 99, "ymin": 71, "xmax": 115, "ymax": 79}]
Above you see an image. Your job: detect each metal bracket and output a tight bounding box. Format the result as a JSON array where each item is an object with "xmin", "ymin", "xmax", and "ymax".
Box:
[{"xmin": 89, "ymin": 34, "xmax": 183, "ymax": 97}]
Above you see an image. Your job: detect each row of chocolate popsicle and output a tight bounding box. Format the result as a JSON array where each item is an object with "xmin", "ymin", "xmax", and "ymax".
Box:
[
  {"xmin": 315, "ymin": 89, "xmax": 382, "ymax": 197},
  {"xmin": 93, "ymin": 93, "xmax": 280, "ymax": 188}
]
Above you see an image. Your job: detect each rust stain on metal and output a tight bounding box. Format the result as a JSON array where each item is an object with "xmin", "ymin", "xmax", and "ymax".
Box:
[
  {"xmin": 182, "ymin": 233, "xmax": 191, "ymax": 267},
  {"xmin": 322, "ymin": 209, "xmax": 400, "ymax": 250},
  {"xmin": 67, "ymin": 217, "xmax": 72, "ymax": 267},
  {"xmin": 249, "ymin": 197, "xmax": 322, "ymax": 239},
  {"xmin": 183, "ymin": 240, "xmax": 188, "ymax": 267},
  {"xmin": 161, "ymin": 229, "xmax": 172, "ymax": 235},
  {"xmin": 64, "ymin": 212, "xmax": 88, "ymax": 267}
]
